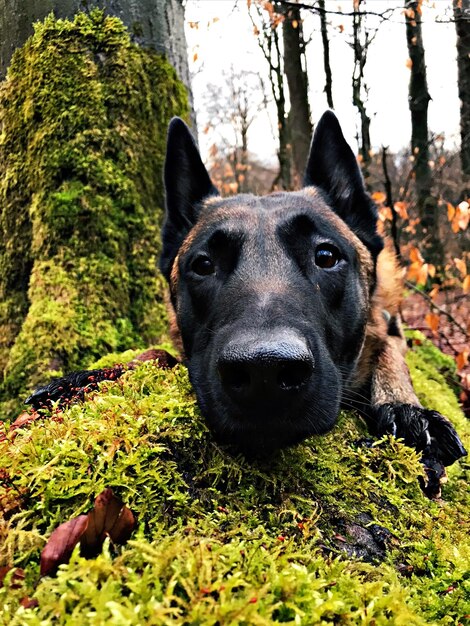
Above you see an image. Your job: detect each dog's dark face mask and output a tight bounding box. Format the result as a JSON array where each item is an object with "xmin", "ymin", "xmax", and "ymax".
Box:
[{"xmin": 160, "ymin": 111, "xmax": 383, "ymax": 455}]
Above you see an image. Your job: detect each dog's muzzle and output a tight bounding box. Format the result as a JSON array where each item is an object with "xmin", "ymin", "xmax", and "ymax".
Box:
[{"xmin": 217, "ymin": 330, "xmax": 314, "ymax": 410}]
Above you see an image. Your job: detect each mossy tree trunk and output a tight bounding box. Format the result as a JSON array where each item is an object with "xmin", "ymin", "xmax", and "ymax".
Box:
[
  {"xmin": 0, "ymin": 11, "xmax": 188, "ymax": 418},
  {"xmin": 0, "ymin": 0, "xmax": 190, "ymax": 87}
]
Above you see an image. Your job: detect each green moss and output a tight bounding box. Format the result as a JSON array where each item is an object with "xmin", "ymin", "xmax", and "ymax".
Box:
[
  {"xmin": 0, "ymin": 10, "xmax": 188, "ymax": 419},
  {"xmin": 1, "ymin": 346, "xmax": 468, "ymax": 624}
]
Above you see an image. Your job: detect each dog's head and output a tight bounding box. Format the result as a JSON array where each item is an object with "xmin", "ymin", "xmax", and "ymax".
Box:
[{"xmin": 160, "ymin": 111, "xmax": 383, "ymax": 454}]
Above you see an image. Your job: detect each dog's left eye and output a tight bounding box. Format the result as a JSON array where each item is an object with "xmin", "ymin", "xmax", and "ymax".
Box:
[
  {"xmin": 191, "ymin": 255, "xmax": 215, "ymax": 276},
  {"xmin": 314, "ymin": 244, "xmax": 341, "ymax": 269}
]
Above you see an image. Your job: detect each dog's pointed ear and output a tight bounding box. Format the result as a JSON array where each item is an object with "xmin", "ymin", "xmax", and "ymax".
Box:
[
  {"xmin": 160, "ymin": 118, "xmax": 219, "ymax": 281},
  {"xmin": 304, "ymin": 110, "xmax": 383, "ymax": 257}
]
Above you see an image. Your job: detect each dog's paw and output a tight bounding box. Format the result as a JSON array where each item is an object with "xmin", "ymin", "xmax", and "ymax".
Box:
[
  {"xmin": 372, "ymin": 403, "xmax": 467, "ymax": 498},
  {"xmin": 24, "ymin": 367, "xmax": 126, "ymax": 411},
  {"xmin": 25, "ymin": 349, "xmax": 179, "ymax": 411}
]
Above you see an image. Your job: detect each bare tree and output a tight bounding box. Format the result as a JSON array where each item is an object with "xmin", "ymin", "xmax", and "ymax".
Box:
[
  {"xmin": 282, "ymin": 5, "xmax": 312, "ymax": 182},
  {"xmin": 351, "ymin": 0, "xmax": 372, "ymax": 178},
  {"xmin": 249, "ymin": 2, "xmax": 292, "ymax": 190},
  {"xmin": 453, "ymin": 0, "xmax": 470, "ymax": 196},
  {"xmin": 405, "ymin": 0, "xmax": 432, "ymax": 213},
  {"xmin": 318, "ymin": 0, "xmax": 334, "ymax": 109},
  {"xmin": 203, "ymin": 69, "xmax": 268, "ymax": 194}
]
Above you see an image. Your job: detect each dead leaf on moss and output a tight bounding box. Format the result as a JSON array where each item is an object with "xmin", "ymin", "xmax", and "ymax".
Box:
[
  {"xmin": 40, "ymin": 488, "xmax": 136, "ymax": 576},
  {"xmin": 0, "ymin": 566, "xmax": 25, "ymax": 588},
  {"xmin": 129, "ymin": 349, "xmax": 179, "ymax": 369},
  {"xmin": 0, "ymin": 411, "xmax": 42, "ymax": 443},
  {"xmin": 40, "ymin": 515, "xmax": 89, "ymax": 576}
]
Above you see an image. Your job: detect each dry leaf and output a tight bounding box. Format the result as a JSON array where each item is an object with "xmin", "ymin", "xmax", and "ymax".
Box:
[
  {"xmin": 409, "ymin": 247, "xmax": 424, "ymax": 264},
  {"xmin": 425, "ymin": 312, "xmax": 439, "ymax": 334},
  {"xmin": 40, "ymin": 489, "xmax": 136, "ymax": 576},
  {"xmin": 456, "ymin": 350, "xmax": 469, "ymax": 371},
  {"xmin": 447, "ymin": 202, "xmax": 455, "ymax": 222},
  {"xmin": 372, "ymin": 191, "xmax": 386, "ymax": 204},
  {"xmin": 463, "ymin": 274, "xmax": 470, "ymax": 294},
  {"xmin": 40, "ymin": 515, "xmax": 89, "ymax": 576},
  {"xmin": 453, "ymin": 257, "xmax": 467, "ymax": 278},
  {"xmin": 394, "ymin": 201, "xmax": 409, "ymax": 220}
]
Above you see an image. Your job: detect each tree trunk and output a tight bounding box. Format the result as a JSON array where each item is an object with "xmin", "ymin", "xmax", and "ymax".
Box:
[
  {"xmin": 404, "ymin": 0, "xmax": 443, "ymax": 268},
  {"xmin": 405, "ymin": 1, "xmax": 432, "ymax": 215},
  {"xmin": 282, "ymin": 5, "xmax": 312, "ymax": 184},
  {"xmin": 318, "ymin": 0, "xmax": 334, "ymax": 109},
  {"xmin": 453, "ymin": 0, "xmax": 470, "ymax": 195},
  {"xmin": 0, "ymin": 10, "xmax": 188, "ymax": 418},
  {"xmin": 352, "ymin": 0, "xmax": 371, "ymax": 182},
  {"xmin": 249, "ymin": 4, "xmax": 291, "ymax": 190},
  {"xmin": 0, "ymin": 0, "xmax": 194, "ymax": 125},
  {"xmin": 0, "ymin": 0, "xmax": 189, "ymax": 83}
]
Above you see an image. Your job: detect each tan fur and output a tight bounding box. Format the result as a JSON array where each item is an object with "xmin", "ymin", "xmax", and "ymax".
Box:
[
  {"xmin": 373, "ymin": 246, "xmax": 405, "ymax": 318},
  {"xmin": 353, "ymin": 244, "xmax": 419, "ymax": 404},
  {"xmin": 164, "ymin": 289, "xmax": 184, "ymax": 354}
]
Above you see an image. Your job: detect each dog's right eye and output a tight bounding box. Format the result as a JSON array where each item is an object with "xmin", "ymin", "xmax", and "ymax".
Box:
[
  {"xmin": 314, "ymin": 244, "xmax": 341, "ymax": 269},
  {"xmin": 191, "ymin": 255, "xmax": 215, "ymax": 276}
]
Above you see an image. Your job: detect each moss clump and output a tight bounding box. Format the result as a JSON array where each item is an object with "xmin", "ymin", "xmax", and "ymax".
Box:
[
  {"xmin": 0, "ymin": 10, "xmax": 188, "ymax": 419},
  {"xmin": 0, "ymin": 338, "xmax": 468, "ymax": 624}
]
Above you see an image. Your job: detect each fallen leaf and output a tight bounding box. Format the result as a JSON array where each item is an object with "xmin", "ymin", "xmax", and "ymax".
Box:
[
  {"xmin": 453, "ymin": 257, "xmax": 467, "ymax": 278},
  {"xmin": 40, "ymin": 515, "xmax": 89, "ymax": 576},
  {"xmin": 425, "ymin": 312, "xmax": 439, "ymax": 334},
  {"xmin": 463, "ymin": 274, "xmax": 470, "ymax": 294},
  {"xmin": 456, "ymin": 351, "xmax": 469, "ymax": 371},
  {"xmin": 40, "ymin": 489, "xmax": 136, "ymax": 576}
]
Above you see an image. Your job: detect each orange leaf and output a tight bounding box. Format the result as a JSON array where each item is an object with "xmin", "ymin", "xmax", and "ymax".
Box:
[
  {"xmin": 453, "ymin": 257, "xmax": 467, "ymax": 277},
  {"xmin": 417, "ymin": 263, "xmax": 429, "ymax": 285},
  {"xmin": 406, "ymin": 58, "xmax": 413, "ymax": 69},
  {"xmin": 372, "ymin": 191, "xmax": 386, "ymax": 204},
  {"xmin": 409, "ymin": 247, "xmax": 424, "ymax": 264},
  {"xmin": 394, "ymin": 201, "xmax": 409, "ymax": 219},
  {"xmin": 456, "ymin": 200, "xmax": 469, "ymax": 230},
  {"xmin": 451, "ymin": 219, "xmax": 461, "ymax": 234},
  {"xmin": 463, "ymin": 274, "xmax": 470, "ymax": 294},
  {"xmin": 292, "ymin": 19, "xmax": 298, "ymax": 28},
  {"xmin": 425, "ymin": 312, "xmax": 439, "ymax": 334},
  {"xmin": 447, "ymin": 202, "xmax": 455, "ymax": 221},
  {"xmin": 193, "ymin": 52, "xmax": 198, "ymax": 63},
  {"xmin": 456, "ymin": 350, "xmax": 469, "ymax": 371},
  {"xmin": 379, "ymin": 206, "xmax": 393, "ymax": 222}
]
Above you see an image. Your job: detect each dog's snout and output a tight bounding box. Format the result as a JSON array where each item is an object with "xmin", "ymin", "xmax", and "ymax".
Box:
[{"xmin": 217, "ymin": 333, "xmax": 314, "ymax": 405}]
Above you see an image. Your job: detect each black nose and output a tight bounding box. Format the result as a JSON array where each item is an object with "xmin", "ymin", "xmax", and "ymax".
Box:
[{"xmin": 217, "ymin": 333, "xmax": 314, "ymax": 405}]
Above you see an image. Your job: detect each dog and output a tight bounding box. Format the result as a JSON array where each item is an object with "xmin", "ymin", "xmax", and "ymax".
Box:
[
  {"xmin": 27, "ymin": 111, "xmax": 466, "ymax": 494},
  {"xmin": 159, "ymin": 111, "xmax": 466, "ymax": 470}
]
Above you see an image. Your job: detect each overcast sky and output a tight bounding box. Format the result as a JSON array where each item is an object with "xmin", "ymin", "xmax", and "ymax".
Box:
[{"xmin": 185, "ymin": 0, "xmax": 460, "ymax": 166}]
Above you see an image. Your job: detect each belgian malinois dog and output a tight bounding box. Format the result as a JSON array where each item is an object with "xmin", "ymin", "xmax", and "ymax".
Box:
[
  {"xmin": 159, "ymin": 110, "xmax": 466, "ymax": 482},
  {"xmin": 27, "ymin": 111, "xmax": 466, "ymax": 494}
]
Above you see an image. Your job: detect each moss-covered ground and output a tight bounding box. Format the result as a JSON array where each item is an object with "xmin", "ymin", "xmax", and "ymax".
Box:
[
  {"xmin": 0, "ymin": 11, "xmax": 188, "ymax": 420},
  {"xmin": 0, "ymin": 332, "xmax": 468, "ymax": 625}
]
